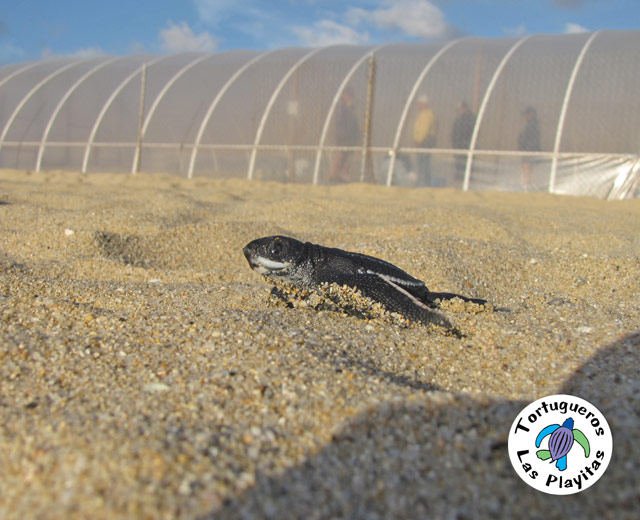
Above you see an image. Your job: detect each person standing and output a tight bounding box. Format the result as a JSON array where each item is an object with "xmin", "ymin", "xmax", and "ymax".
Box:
[
  {"xmin": 413, "ymin": 95, "xmax": 437, "ymax": 187},
  {"xmin": 518, "ymin": 106, "xmax": 541, "ymax": 191},
  {"xmin": 451, "ymin": 101, "xmax": 476, "ymax": 187},
  {"xmin": 330, "ymin": 88, "xmax": 360, "ymax": 183}
]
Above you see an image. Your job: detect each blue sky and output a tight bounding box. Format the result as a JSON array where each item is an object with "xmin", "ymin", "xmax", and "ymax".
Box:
[{"xmin": 1, "ymin": 0, "xmax": 638, "ymax": 64}]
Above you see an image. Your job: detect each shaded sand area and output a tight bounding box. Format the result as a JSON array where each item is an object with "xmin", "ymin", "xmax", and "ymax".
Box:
[{"xmin": 1, "ymin": 169, "xmax": 639, "ymax": 519}]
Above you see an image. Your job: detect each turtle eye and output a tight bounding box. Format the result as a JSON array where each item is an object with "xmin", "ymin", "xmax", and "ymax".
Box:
[{"xmin": 269, "ymin": 238, "xmax": 284, "ymax": 258}]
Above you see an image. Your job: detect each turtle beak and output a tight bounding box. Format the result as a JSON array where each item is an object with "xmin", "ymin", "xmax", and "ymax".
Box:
[
  {"xmin": 243, "ymin": 245, "xmax": 259, "ymax": 269},
  {"xmin": 243, "ymin": 244, "xmax": 290, "ymax": 274}
]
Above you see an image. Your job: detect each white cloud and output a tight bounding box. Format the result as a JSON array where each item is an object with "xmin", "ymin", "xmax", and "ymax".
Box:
[
  {"xmin": 346, "ymin": 0, "xmax": 449, "ymax": 39},
  {"xmin": 128, "ymin": 41, "xmax": 147, "ymax": 55},
  {"xmin": 565, "ymin": 22, "xmax": 589, "ymax": 34},
  {"xmin": 194, "ymin": 0, "xmax": 238, "ymax": 25},
  {"xmin": 292, "ymin": 19, "xmax": 369, "ymax": 47},
  {"xmin": 159, "ymin": 21, "xmax": 218, "ymax": 53},
  {"xmin": 41, "ymin": 46, "xmax": 104, "ymax": 60}
]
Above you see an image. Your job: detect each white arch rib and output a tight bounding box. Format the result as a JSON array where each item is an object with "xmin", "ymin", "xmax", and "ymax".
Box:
[
  {"xmin": 131, "ymin": 54, "xmax": 212, "ymax": 174},
  {"xmin": 462, "ymin": 35, "xmax": 532, "ymax": 191},
  {"xmin": 548, "ymin": 30, "xmax": 601, "ymax": 193},
  {"xmin": 0, "ymin": 61, "xmax": 42, "ymax": 91},
  {"xmin": 311, "ymin": 45, "xmax": 391, "ymax": 185},
  {"xmin": 386, "ymin": 38, "xmax": 463, "ymax": 187},
  {"xmin": 36, "ymin": 57, "xmax": 120, "ymax": 172},
  {"xmin": 81, "ymin": 55, "xmax": 167, "ymax": 174},
  {"xmin": 247, "ymin": 46, "xmax": 326, "ymax": 180},
  {"xmin": 186, "ymin": 51, "xmax": 273, "ymax": 179},
  {"xmin": 0, "ymin": 59, "xmax": 87, "ymax": 151}
]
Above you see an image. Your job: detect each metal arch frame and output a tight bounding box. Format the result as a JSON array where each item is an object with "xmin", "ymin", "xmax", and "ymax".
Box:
[
  {"xmin": 247, "ymin": 46, "xmax": 327, "ymax": 181},
  {"xmin": 386, "ymin": 38, "xmax": 464, "ymax": 187},
  {"xmin": 311, "ymin": 45, "xmax": 387, "ymax": 185},
  {"xmin": 0, "ymin": 61, "xmax": 46, "ymax": 153},
  {"xmin": 81, "ymin": 55, "xmax": 168, "ymax": 174},
  {"xmin": 187, "ymin": 50, "xmax": 274, "ymax": 179},
  {"xmin": 548, "ymin": 30, "xmax": 602, "ymax": 193},
  {"xmin": 462, "ymin": 35, "xmax": 533, "ymax": 191},
  {"xmin": 0, "ymin": 59, "xmax": 89, "ymax": 151},
  {"xmin": 0, "ymin": 61, "xmax": 42, "ymax": 91},
  {"xmin": 36, "ymin": 57, "xmax": 121, "ymax": 172},
  {"xmin": 131, "ymin": 53, "xmax": 213, "ymax": 174}
]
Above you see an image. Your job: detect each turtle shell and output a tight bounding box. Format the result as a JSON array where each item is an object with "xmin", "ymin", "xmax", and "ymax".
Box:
[{"xmin": 549, "ymin": 426, "xmax": 574, "ymax": 461}]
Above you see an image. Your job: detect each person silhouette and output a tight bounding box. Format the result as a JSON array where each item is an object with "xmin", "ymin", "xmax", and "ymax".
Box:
[
  {"xmin": 413, "ymin": 95, "xmax": 437, "ymax": 187},
  {"xmin": 451, "ymin": 101, "xmax": 476, "ymax": 187},
  {"xmin": 330, "ymin": 88, "xmax": 360, "ymax": 183},
  {"xmin": 518, "ymin": 106, "xmax": 541, "ymax": 191}
]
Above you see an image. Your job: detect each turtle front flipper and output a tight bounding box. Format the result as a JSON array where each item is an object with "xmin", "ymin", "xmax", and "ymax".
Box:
[
  {"xmin": 318, "ymin": 267, "xmax": 454, "ymax": 330},
  {"xmin": 356, "ymin": 272, "xmax": 455, "ymax": 330},
  {"xmin": 573, "ymin": 428, "xmax": 591, "ymax": 457},
  {"xmin": 556, "ymin": 455, "xmax": 568, "ymax": 471},
  {"xmin": 535, "ymin": 424, "xmax": 560, "ymax": 448},
  {"xmin": 426, "ymin": 291, "xmax": 487, "ymax": 307}
]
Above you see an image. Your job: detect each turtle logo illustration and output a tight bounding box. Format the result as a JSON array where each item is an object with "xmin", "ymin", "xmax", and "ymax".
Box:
[
  {"xmin": 535, "ymin": 417, "xmax": 590, "ymax": 471},
  {"xmin": 509, "ymin": 395, "xmax": 613, "ymax": 495}
]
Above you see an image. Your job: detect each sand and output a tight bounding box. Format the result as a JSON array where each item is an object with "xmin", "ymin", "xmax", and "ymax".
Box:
[{"xmin": 0, "ymin": 169, "xmax": 638, "ymax": 519}]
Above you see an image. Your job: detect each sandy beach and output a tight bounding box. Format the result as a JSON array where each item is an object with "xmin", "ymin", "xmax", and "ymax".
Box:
[{"xmin": 1, "ymin": 169, "xmax": 638, "ymax": 519}]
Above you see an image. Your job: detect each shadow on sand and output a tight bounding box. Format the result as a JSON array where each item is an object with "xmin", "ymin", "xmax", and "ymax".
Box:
[{"xmin": 206, "ymin": 332, "xmax": 639, "ymax": 519}]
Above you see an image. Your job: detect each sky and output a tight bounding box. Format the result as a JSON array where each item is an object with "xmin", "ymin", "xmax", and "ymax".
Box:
[{"xmin": 1, "ymin": 0, "xmax": 639, "ymax": 64}]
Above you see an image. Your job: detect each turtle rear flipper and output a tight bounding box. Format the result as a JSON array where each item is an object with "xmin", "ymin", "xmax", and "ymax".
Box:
[
  {"xmin": 536, "ymin": 449, "xmax": 551, "ymax": 461},
  {"xmin": 556, "ymin": 455, "xmax": 568, "ymax": 471}
]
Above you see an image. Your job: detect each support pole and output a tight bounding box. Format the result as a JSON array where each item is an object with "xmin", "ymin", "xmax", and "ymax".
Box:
[
  {"xmin": 134, "ymin": 63, "xmax": 147, "ymax": 174},
  {"xmin": 360, "ymin": 53, "xmax": 376, "ymax": 182},
  {"xmin": 462, "ymin": 35, "xmax": 531, "ymax": 191},
  {"xmin": 549, "ymin": 30, "xmax": 601, "ymax": 193}
]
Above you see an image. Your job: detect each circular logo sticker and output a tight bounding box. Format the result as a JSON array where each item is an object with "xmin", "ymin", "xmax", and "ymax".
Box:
[{"xmin": 508, "ymin": 394, "xmax": 613, "ymax": 495}]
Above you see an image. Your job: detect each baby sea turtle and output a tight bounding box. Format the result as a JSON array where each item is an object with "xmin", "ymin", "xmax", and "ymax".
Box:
[
  {"xmin": 242, "ymin": 235, "xmax": 486, "ymax": 330},
  {"xmin": 535, "ymin": 417, "xmax": 590, "ymax": 471}
]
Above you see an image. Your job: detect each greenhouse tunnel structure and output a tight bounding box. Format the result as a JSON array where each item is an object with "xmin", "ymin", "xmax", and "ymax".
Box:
[{"xmin": 0, "ymin": 30, "xmax": 638, "ymax": 199}]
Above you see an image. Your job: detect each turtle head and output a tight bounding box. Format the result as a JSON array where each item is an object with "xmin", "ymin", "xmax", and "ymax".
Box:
[
  {"xmin": 562, "ymin": 417, "xmax": 574, "ymax": 430},
  {"xmin": 243, "ymin": 235, "xmax": 306, "ymax": 282}
]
